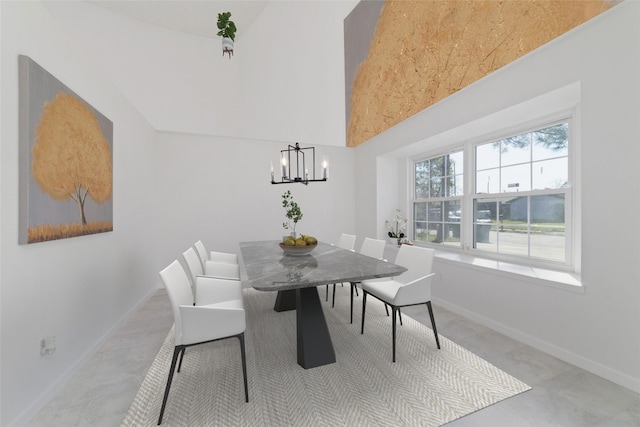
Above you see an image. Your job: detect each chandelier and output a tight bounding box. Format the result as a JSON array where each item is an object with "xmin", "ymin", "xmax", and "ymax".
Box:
[{"xmin": 271, "ymin": 143, "xmax": 328, "ymax": 185}]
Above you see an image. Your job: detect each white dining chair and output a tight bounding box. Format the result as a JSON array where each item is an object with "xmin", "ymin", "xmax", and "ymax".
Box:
[
  {"xmin": 157, "ymin": 260, "xmax": 248, "ymax": 424},
  {"xmin": 326, "ymin": 233, "xmax": 357, "ymax": 301},
  {"xmin": 336, "ymin": 233, "xmax": 356, "ymax": 251},
  {"xmin": 360, "ymin": 245, "xmax": 440, "ymax": 362},
  {"xmin": 331, "ymin": 237, "xmax": 387, "ymax": 323},
  {"xmin": 183, "ymin": 247, "xmax": 241, "ymax": 298},
  {"xmin": 194, "ymin": 240, "xmax": 239, "ymax": 268}
]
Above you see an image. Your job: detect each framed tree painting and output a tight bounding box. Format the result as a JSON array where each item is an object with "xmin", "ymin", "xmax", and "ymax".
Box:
[{"xmin": 18, "ymin": 55, "xmax": 113, "ymax": 244}]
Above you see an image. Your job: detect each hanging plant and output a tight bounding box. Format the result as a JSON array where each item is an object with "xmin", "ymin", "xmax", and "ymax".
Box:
[{"xmin": 217, "ymin": 12, "xmax": 237, "ymax": 58}]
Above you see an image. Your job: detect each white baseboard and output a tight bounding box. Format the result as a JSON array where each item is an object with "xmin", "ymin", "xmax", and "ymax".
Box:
[
  {"xmin": 433, "ymin": 297, "xmax": 640, "ymax": 394},
  {"xmin": 9, "ymin": 285, "xmax": 162, "ymax": 427}
]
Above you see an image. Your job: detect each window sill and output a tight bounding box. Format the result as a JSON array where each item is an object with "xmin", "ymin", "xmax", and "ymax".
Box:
[{"xmin": 434, "ymin": 250, "xmax": 584, "ymax": 293}]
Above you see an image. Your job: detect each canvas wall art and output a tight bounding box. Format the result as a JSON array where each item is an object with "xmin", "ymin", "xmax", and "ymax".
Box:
[{"xmin": 18, "ymin": 55, "xmax": 113, "ymax": 244}]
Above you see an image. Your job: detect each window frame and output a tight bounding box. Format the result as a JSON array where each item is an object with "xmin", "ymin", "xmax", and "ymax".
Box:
[
  {"xmin": 411, "ymin": 113, "xmax": 577, "ymax": 273},
  {"xmin": 412, "ymin": 149, "xmax": 465, "ymax": 248}
]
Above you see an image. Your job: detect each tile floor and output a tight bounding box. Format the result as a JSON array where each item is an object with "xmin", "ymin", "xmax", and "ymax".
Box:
[
  {"xmin": 28, "ymin": 287, "xmax": 639, "ymax": 426},
  {"xmin": 28, "ymin": 290, "xmax": 174, "ymax": 427}
]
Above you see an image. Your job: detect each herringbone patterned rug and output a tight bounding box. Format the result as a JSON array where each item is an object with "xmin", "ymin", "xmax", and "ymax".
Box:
[{"xmin": 123, "ymin": 288, "xmax": 530, "ymax": 426}]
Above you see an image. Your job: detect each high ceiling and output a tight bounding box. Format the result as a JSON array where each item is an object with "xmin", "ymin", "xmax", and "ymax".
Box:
[
  {"xmin": 88, "ymin": 0, "xmax": 269, "ymax": 38},
  {"xmin": 64, "ymin": 0, "xmax": 355, "ymax": 144}
]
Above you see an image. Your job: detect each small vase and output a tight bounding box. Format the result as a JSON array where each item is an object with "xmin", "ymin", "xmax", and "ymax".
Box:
[
  {"xmin": 397, "ymin": 238, "xmax": 402, "ymax": 247},
  {"xmin": 222, "ymin": 37, "xmax": 234, "ymax": 58}
]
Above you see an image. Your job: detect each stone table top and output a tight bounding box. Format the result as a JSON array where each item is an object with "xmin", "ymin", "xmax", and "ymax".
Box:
[{"xmin": 239, "ymin": 240, "xmax": 407, "ymax": 291}]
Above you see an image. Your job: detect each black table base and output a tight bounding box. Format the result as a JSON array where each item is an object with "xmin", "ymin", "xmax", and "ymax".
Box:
[
  {"xmin": 274, "ymin": 289, "xmax": 296, "ymax": 312},
  {"xmin": 273, "ymin": 288, "xmax": 336, "ymax": 369}
]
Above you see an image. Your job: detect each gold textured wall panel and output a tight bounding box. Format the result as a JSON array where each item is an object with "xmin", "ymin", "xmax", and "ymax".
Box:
[{"xmin": 347, "ymin": 0, "xmax": 616, "ymax": 147}]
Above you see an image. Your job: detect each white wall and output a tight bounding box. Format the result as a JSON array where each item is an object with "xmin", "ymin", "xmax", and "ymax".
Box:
[
  {"xmin": 0, "ymin": 2, "xmax": 158, "ymax": 425},
  {"xmin": 237, "ymin": 0, "xmax": 357, "ymax": 147},
  {"xmin": 43, "ymin": 1, "xmax": 357, "ymax": 147},
  {"xmin": 155, "ymin": 132, "xmax": 356, "ymax": 272},
  {"xmin": 42, "ymin": 1, "xmax": 242, "ymax": 138},
  {"xmin": 354, "ymin": 2, "xmax": 640, "ymax": 392}
]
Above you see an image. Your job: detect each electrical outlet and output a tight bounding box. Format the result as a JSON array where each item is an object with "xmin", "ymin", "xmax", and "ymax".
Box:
[{"xmin": 41, "ymin": 336, "xmax": 56, "ymax": 356}]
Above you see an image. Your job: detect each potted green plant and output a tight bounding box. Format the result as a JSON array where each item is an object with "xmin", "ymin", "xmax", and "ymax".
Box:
[
  {"xmin": 217, "ymin": 12, "xmax": 237, "ymax": 58},
  {"xmin": 280, "ymin": 191, "xmax": 318, "ymax": 253},
  {"xmin": 282, "ymin": 190, "xmax": 303, "ymax": 238}
]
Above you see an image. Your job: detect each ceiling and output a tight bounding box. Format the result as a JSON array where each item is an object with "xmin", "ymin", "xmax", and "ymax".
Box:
[{"xmin": 88, "ymin": 0, "xmax": 270, "ymax": 38}]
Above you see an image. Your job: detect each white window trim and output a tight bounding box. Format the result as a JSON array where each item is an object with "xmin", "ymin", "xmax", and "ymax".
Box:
[
  {"xmin": 412, "ymin": 149, "xmax": 465, "ymax": 248},
  {"xmin": 471, "ymin": 115, "xmax": 575, "ymax": 269},
  {"xmin": 435, "ymin": 251, "xmax": 584, "ymax": 294},
  {"xmin": 409, "ymin": 109, "xmax": 582, "ymax": 289}
]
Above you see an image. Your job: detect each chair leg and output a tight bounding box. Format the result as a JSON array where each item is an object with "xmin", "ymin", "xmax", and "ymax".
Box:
[
  {"xmin": 384, "ymin": 303, "xmax": 389, "ymax": 316},
  {"xmin": 350, "ymin": 282, "xmax": 354, "ymax": 324},
  {"xmin": 325, "ymin": 284, "xmax": 329, "ymax": 301},
  {"xmin": 177, "ymin": 347, "xmax": 186, "ymax": 372},
  {"xmin": 392, "ymin": 306, "xmax": 397, "ymax": 363},
  {"xmin": 237, "ymin": 333, "xmax": 249, "ymax": 402},
  {"xmin": 332, "ymin": 283, "xmax": 336, "ymax": 308},
  {"xmin": 158, "ymin": 346, "xmax": 182, "ymax": 425},
  {"xmin": 361, "ymin": 291, "xmax": 367, "ymax": 334},
  {"xmin": 398, "ymin": 309, "xmax": 403, "ymax": 326},
  {"xmin": 426, "ymin": 301, "xmax": 441, "ymax": 349}
]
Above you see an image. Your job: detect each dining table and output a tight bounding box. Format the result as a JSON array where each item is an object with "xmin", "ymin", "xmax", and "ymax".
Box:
[{"xmin": 239, "ymin": 240, "xmax": 407, "ymax": 369}]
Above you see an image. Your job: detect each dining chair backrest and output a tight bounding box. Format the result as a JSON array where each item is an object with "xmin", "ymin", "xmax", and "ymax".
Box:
[
  {"xmin": 159, "ymin": 260, "xmax": 194, "ymax": 343},
  {"xmin": 194, "ymin": 240, "xmax": 208, "ymax": 269},
  {"xmin": 182, "ymin": 247, "xmax": 204, "ymax": 288},
  {"xmin": 337, "ymin": 233, "xmax": 356, "ymax": 251},
  {"xmin": 359, "ymin": 237, "xmax": 386, "ymax": 260},
  {"xmin": 394, "ymin": 245, "xmax": 435, "ymax": 284},
  {"xmin": 194, "ymin": 239, "xmax": 239, "ymax": 265}
]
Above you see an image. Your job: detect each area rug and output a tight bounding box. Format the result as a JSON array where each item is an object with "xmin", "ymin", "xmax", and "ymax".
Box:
[{"xmin": 123, "ymin": 288, "xmax": 530, "ymax": 426}]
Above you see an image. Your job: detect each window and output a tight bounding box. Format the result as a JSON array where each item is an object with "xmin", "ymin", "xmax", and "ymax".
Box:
[
  {"xmin": 474, "ymin": 122, "xmax": 569, "ymax": 263},
  {"xmin": 413, "ymin": 150, "xmax": 463, "ymax": 247},
  {"xmin": 412, "ymin": 119, "xmax": 572, "ymax": 268}
]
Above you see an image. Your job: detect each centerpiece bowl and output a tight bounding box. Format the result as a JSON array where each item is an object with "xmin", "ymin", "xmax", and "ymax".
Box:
[{"xmin": 279, "ymin": 242, "xmax": 317, "ymax": 256}]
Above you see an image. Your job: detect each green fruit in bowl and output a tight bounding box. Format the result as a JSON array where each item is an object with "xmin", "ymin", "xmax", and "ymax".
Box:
[
  {"xmin": 305, "ymin": 236, "xmax": 317, "ymax": 245},
  {"xmin": 295, "ymin": 238, "xmax": 307, "ymax": 246}
]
